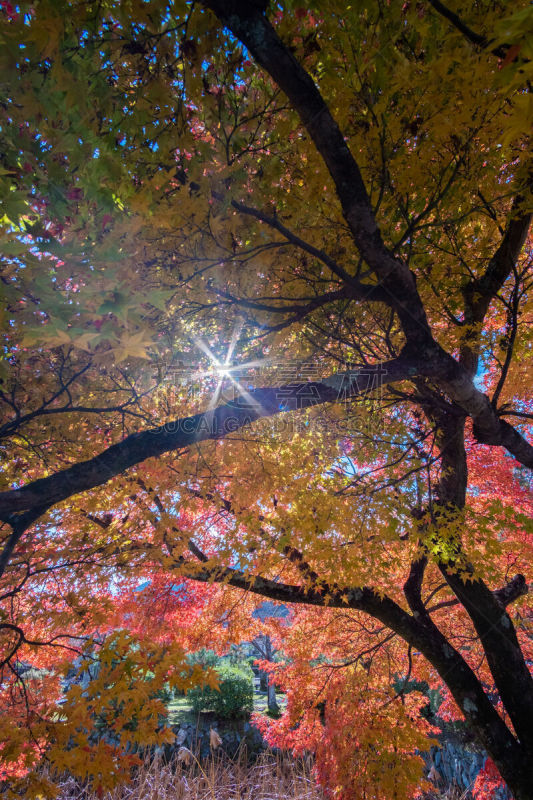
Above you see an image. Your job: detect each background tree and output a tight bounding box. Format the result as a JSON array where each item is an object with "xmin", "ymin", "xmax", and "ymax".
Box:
[
  {"xmin": 250, "ymin": 600, "xmax": 288, "ymax": 716},
  {"xmin": 0, "ymin": 1, "xmax": 532, "ymax": 798}
]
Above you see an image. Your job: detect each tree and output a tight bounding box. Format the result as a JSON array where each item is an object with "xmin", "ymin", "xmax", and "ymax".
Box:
[
  {"xmin": 0, "ymin": 0, "xmax": 532, "ymax": 797},
  {"xmin": 251, "ymin": 601, "xmax": 288, "ymax": 715},
  {"xmin": 252, "ymin": 634, "xmax": 279, "ymax": 715}
]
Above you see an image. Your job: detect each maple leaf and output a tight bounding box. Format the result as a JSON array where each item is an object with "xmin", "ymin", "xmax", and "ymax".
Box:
[{"xmin": 112, "ymin": 331, "xmax": 155, "ymax": 362}]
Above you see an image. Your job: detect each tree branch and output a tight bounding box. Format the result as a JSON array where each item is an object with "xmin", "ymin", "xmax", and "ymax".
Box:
[
  {"xmin": 201, "ymin": 0, "xmax": 432, "ymax": 346},
  {"xmin": 433, "ymin": 412, "xmax": 533, "ymax": 758},
  {"xmin": 225, "ymin": 196, "xmax": 389, "ymax": 300},
  {"xmin": 174, "ymin": 551, "xmax": 525, "ymax": 777},
  {"xmin": 427, "ymin": 0, "xmax": 508, "ymax": 59},
  {"xmin": 427, "ymin": 574, "xmax": 528, "ymax": 612},
  {"xmin": 461, "ymin": 203, "xmax": 530, "ymax": 374},
  {"xmin": 403, "ymin": 554, "xmax": 428, "ymax": 616},
  {"xmin": 0, "ymin": 505, "xmax": 52, "ymax": 581},
  {"xmin": 493, "ymin": 573, "xmax": 528, "ymax": 608},
  {"xmin": 200, "ymin": 0, "xmax": 533, "ymax": 471},
  {"xmin": 0, "ymin": 359, "xmax": 412, "ymax": 520}
]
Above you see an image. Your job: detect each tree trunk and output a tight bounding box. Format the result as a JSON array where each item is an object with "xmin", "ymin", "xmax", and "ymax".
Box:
[
  {"xmin": 430, "ymin": 412, "xmax": 533, "ymax": 800},
  {"xmin": 267, "ymin": 681, "xmax": 279, "ymax": 715}
]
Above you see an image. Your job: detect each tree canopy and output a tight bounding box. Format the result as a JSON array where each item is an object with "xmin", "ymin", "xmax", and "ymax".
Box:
[{"xmin": 0, "ymin": 1, "xmax": 532, "ymax": 798}]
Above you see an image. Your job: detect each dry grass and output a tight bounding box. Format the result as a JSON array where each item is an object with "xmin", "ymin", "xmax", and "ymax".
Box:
[
  {"xmin": 422, "ymin": 784, "xmax": 476, "ymax": 800},
  {"xmin": 54, "ymin": 751, "xmax": 324, "ymax": 800}
]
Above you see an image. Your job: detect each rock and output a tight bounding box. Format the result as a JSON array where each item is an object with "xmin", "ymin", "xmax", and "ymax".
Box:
[{"xmin": 175, "ymin": 727, "xmax": 188, "ymax": 746}]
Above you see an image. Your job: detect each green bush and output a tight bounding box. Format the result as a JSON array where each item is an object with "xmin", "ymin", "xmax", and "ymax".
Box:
[
  {"xmin": 186, "ymin": 648, "xmax": 220, "ymax": 669},
  {"xmin": 156, "ymin": 684, "xmax": 173, "ymax": 705},
  {"xmin": 170, "ymin": 649, "xmax": 221, "ymax": 697},
  {"xmin": 187, "ymin": 663, "xmax": 254, "ymax": 719}
]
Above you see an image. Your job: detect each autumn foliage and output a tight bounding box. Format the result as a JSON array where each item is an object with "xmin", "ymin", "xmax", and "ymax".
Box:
[{"xmin": 0, "ymin": 1, "xmax": 532, "ymax": 799}]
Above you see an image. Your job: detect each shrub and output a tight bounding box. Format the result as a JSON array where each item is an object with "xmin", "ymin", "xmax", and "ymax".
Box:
[
  {"xmin": 188, "ymin": 663, "xmax": 254, "ymax": 719},
  {"xmin": 169, "ymin": 649, "xmax": 221, "ymax": 697},
  {"xmin": 156, "ymin": 684, "xmax": 173, "ymax": 705},
  {"xmin": 186, "ymin": 649, "xmax": 220, "ymax": 669}
]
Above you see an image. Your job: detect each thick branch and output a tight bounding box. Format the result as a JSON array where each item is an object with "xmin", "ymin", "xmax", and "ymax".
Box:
[
  {"xmin": 200, "ymin": 0, "xmax": 533, "ymax": 471},
  {"xmin": 1, "ymin": 346, "xmax": 532, "ymax": 564},
  {"xmin": 0, "ymin": 359, "xmax": 411, "ymax": 520},
  {"xmin": 433, "ymin": 351, "xmax": 533, "ymax": 467},
  {"xmin": 493, "ymin": 573, "xmax": 528, "ymax": 607},
  {"xmin": 403, "ymin": 554, "xmax": 428, "ymax": 616},
  {"xmin": 434, "ymin": 413, "xmax": 533, "ymax": 759},
  {"xmin": 176, "ymin": 554, "xmax": 526, "ymax": 780},
  {"xmin": 462, "ymin": 207, "xmax": 531, "ymax": 374},
  {"xmin": 202, "ymin": 0, "xmax": 432, "ymax": 346},
  {"xmin": 443, "ymin": 566, "xmax": 533, "ymax": 757},
  {"xmin": 0, "ymin": 506, "xmax": 52, "ymax": 579}
]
